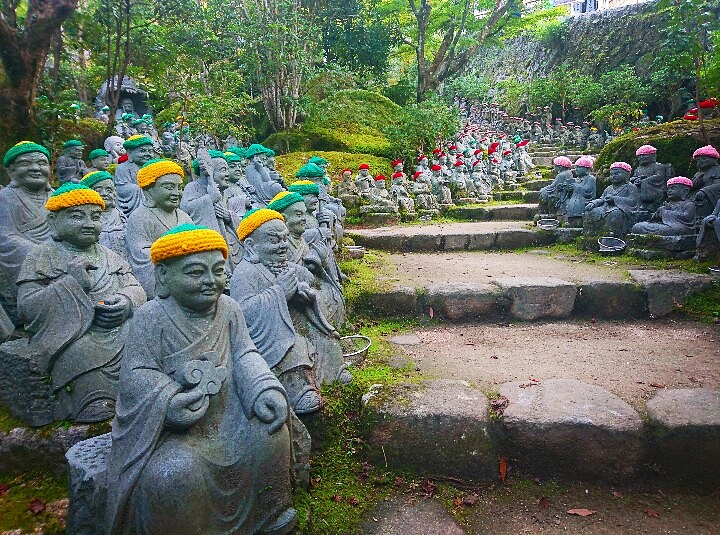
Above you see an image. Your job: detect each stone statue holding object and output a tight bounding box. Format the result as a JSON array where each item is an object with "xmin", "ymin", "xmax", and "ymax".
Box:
[
  {"xmin": 222, "ymin": 150, "xmax": 253, "ymax": 218},
  {"xmin": 690, "ymin": 145, "xmax": 720, "ymax": 219},
  {"xmin": 584, "ymin": 162, "xmax": 640, "ymax": 236},
  {"xmin": 431, "ymin": 164, "xmax": 453, "ymax": 205},
  {"xmin": 631, "ymin": 177, "xmax": 696, "ymax": 236},
  {"xmin": 114, "ymin": 135, "xmax": 155, "ymax": 215},
  {"xmin": 565, "ymin": 156, "xmax": 597, "ymax": 228},
  {"xmin": 127, "ymin": 159, "xmax": 193, "ymax": 299},
  {"xmin": 80, "ymin": 171, "xmax": 128, "ymax": 259},
  {"xmin": 538, "ymin": 156, "xmax": 574, "ymax": 217},
  {"xmin": 0, "ymin": 142, "xmax": 54, "ymax": 323},
  {"xmin": 697, "ymin": 197, "xmax": 720, "ymax": 260},
  {"xmin": 103, "ymin": 224, "xmax": 296, "ymax": 534},
  {"xmin": 389, "ymin": 171, "xmax": 416, "ymax": 214},
  {"xmin": 244, "ymin": 144, "xmax": 283, "ymax": 204},
  {"xmin": 367, "ymin": 175, "xmax": 399, "ymax": 213},
  {"xmin": 17, "ymin": 183, "xmax": 146, "ymax": 422},
  {"xmin": 56, "ymin": 140, "xmax": 88, "ymax": 185},
  {"xmin": 355, "ymin": 163, "xmax": 374, "ymax": 198},
  {"xmin": 631, "ymin": 145, "xmax": 674, "ymax": 213}
]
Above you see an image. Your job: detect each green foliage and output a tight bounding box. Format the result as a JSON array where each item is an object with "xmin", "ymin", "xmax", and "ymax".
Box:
[
  {"xmin": 444, "ymin": 75, "xmax": 492, "ymax": 102},
  {"xmin": 0, "ymin": 472, "xmax": 68, "ymax": 534},
  {"xmin": 683, "ymin": 282, "xmax": 720, "ymax": 322},
  {"xmin": 263, "ymin": 131, "xmax": 314, "ymax": 154},
  {"xmin": 275, "ymin": 151, "xmax": 394, "ymax": 184},
  {"xmin": 381, "ymin": 76, "xmax": 416, "ymax": 107}
]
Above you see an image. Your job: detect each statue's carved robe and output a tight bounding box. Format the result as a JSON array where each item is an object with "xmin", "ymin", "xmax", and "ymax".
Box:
[
  {"xmin": 584, "ymin": 183, "xmax": 640, "ymax": 236},
  {"xmin": 692, "ymin": 164, "xmax": 720, "ymax": 219},
  {"xmin": 100, "ymin": 208, "xmax": 128, "ymax": 260},
  {"xmin": 0, "ymin": 186, "xmax": 53, "ymax": 321},
  {"xmin": 565, "ymin": 174, "xmax": 597, "ymax": 220},
  {"xmin": 113, "ymin": 161, "xmax": 143, "ymax": 215},
  {"xmin": 632, "ymin": 200, "xmax": 696, "ymax": 236},
  {"xmin": 17, "ymin": 241, "xmax": 146, "ymax": 420},
  {"xmin": 633, "ymin": 162, "xmax": 673, "ymax": 212},
  {"xmin": 181, "ymin": 181, "xmax": 242, "ymax": 271},
  {"xmin": 126, "ymin": 205, "xmax": 193, "ymax": 299},
  {"xmin": 56, "ymin": 155, "xmax": 88, "ymax": 185},
  {"xmin": 103, "ymin": 296, "xmax": 291, "ymax": 535}
]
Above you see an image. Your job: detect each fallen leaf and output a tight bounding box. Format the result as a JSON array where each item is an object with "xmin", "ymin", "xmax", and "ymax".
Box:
[
  {"xmin": 347, "ymin": 496, "xmax": 360, "ymax": 506},
  {"xmin": 453, "ymin": 497, "xmax": 463, "ymax": 507},
  {"xmin": 428, "ymin": 307, "xmax": 434, "ymax": 318},
  {"xmin": 0, "ymin": 483, "xmax": 9, "ymax": 496},
  {"xmin": 490, "ymin": 354, "xmax": 498, "ymax": 359},
  {"xmin": 463, "ymin": 494, "xmax": 479, "ymax": 506},
  {"xmin": 28, "ymin": 498, "xmax": 46, "ymax": 515},
  {"xmin": 567, "ymin": 508, "xmax": 595, "ymax": 517},
  {"xmin": 331, "ymin": 495, "xmax": 343, "ymax": 502},
  {"xmin": 532, "ymin": 512, "xmax": 547, "ymax": 524},
  {"xmin": 393, "ymin": 476, "xmax": 405, "ymax": 487},
  {"xmin": 358, "ymin": 461, "xmax": 372, "ymax": 479},
  {"xmin": 490, "ymin": 396, "xmax": 509, "ymax": 415},
  {"xmin": 420, "ymin": 479, "xmax": 436, "ymax": 497},
  {"xmin": 499, "ymin": 456, "xmax": 507, "ymax": 483},
  {"xmin": 612, "ymin": 491, "xmax": 623, "ymax": 498},
  {"xmin": 650, "ymin": 382, "xmax": 666, "ymax": 389},
  {"xmin": 537, "ymin": 497, "xmax": 551, "ymax": 509},
  {"xmin": 645, "ymin": 508, "xmax": 660, "ymax": 518}
]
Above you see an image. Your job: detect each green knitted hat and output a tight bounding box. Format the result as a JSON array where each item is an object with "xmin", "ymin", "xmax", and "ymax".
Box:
[
  {"xmin": 224, "ymin": 151, "xmax": 242, "ymax": 163},
  {"xmin": 88, "ymin": 149, "xmax": 110, "ymax": 160},
  {"xmin": 265, "ymin": 148, "xmax": 275, "ymax": 157},
  {"xmin": 268, "ymin": 191, "xmax": 305, "ymax": 213},
  {"xmin": 63, "ymin": 140, "xmax": 84, "ymax": 149},
  {"xmin": 295, "ymin": 163, "xmax": 325, "ymax": 179},
  {"xmin": 3, "ymin": 141, "xmax": 50, "ymax": 167},
  {"xmin": 226, "ymin": 146, "xmax": 246, "ymax": 158},
  {"xmin": 132, "ymin": 118, "xmax": 144, "ymax": 126},
  {"xmin": 288, "ymin": 180, "xmax": 320, "ymax": 196},
  {"xmin": 123, "ymin": 135, "xmax": 153, "ymax": 150},
  {"xmin": 308, "ymin": 156, "xmax": 327, "ymax": 166},
  {"xmin": 191, "ymin": 150, "xmax": 226, "ymax": 175},
  {"xmin": 245, "ymin": 143, "xmax": 270, "ymax": 159},
  {"xmin": 81, "ymin": 170, "xmax": 114, "ymax": 188}
]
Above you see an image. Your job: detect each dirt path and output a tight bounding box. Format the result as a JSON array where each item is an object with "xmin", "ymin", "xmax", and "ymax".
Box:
[{"xmin": 390, "ymin": 320, "xmax": 720, "ymax": 410}]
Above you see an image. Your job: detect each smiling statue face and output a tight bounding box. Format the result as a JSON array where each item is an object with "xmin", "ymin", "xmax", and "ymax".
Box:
[
  {"xmin": 91, "ymin": 179, "xmax": 116, "ymax": 211},
  {"xmin": 66, "ymin": 145, "xmax": 83, "ymax": 159},
  {"xmin": 227, "ymin": 161, "xmax": 243, "ymax": 183},
  {"xmin": 129, "ymin": 144, "xmax": 154, "ymax": 166},
  {"xmin": 302, "ymin": 194, "xmax": 319, "ymax": 214},
  {"xmin": 212, "ymin": 158, "xmax": 230, "ymax": 191},
  {"xmin": 50, "ymin": 204, "xmax": 102, "ymax": 249},
  {"xmin": 250, "ymin": 219, "xmax": 289, "ymax": 265},
  {"xmin": 610, "ymin": 167, "xmax": 630, "ymax": 185},
  {"xmin": 8, "ymin": 152, "xmax": 50, "ymax": 192},
  {"xmin": 91, "ymin": 155, "xmax": 111, "ymax": 171},
  {"xmin": 282, "ymin": 201, "xmax": 308, "ymax": 238},
  {"xmin": 157, "ymin": 250, "xmax": 227, "ymax": 312},
  {"xmin": 666, "ymin": 183, "xmax": 689, "ymax": 202},
  {"xmin": 147, "ymin": 174, "xmax": 183, "ymax": 212}
]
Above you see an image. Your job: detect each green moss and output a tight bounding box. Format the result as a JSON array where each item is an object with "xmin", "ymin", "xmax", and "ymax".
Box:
[
  {"xmin": 682, "ymin": 281, "xmax": 720, "ymax": 322},
  {"xmin": 0, "ymin": 403, "xmax": 26, "ymax": 433},
  {"xmin": 0, "ymin": 472, "xmax": 68, "ymax": 534},
  {"xmin": 275, "ymin": 151, "xmax": 393, "ymax": 185},
  {"xmin": 338, "ymin": 251, "xmax": 397, "ymax": 319},
  {"xmin": 262, "ymin": 131, "xmax": 313, "ymax": 154}
]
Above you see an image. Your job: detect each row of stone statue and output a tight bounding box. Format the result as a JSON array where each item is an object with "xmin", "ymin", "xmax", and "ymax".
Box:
[{"xmin": 537, "ymin": 143, "xmax": 720, "ymax": 258}]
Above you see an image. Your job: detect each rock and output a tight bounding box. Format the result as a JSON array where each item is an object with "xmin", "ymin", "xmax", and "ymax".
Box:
[
  {"xmin": 425, "ymin": 283, "xmax": 502, "ymax": 321},
  {"xmin": 388, "ymin": 334, "xmax": 422, "ymax": 346},
  {"xmin": 405, "ymin": 234, "xmax": 442, "ymax": 252},
  {"xmin": 497, "ymin": 379, "xmax": 643, "ymax": 481},
  {"xmin": 0, "ymin": 337, "xmax": 56, "ymax": 426},
  {"xmin": 365, "ymin": 286, "xmax": 418, "ymax": 316},
  {"xmin": 444, "ymin": 206, "xmax": 491, "ymax": 221},
  {"xmin": 349, "ymin": 232, "xmax": 405, "ymax": 251},
  {"xmin": 366, "ymin": 379, "xmax": 495, "ymax": 481},
  {"xmin": 488, "ymin": 204, "xmax": 537, "ymax": 221},
  {"xmin": 363, "ymin": 213, "xmax": 401, "ymax": 227},
  {"xmin": 467, "ymin": 232, "xmax": 497, "ymax": 250},
  {"xmin": 493, "ymin": 277, "xmax": 576, "ymax": 321},
  {"xmin": 553, "ymin": 227, "xmax": 583, "ymax": 244},
  {"xmin": 441, "ymin": 233, "xmax": 469, "ymax": 251},
  {"xmin": 495, "ymin": 229, "xmax": 553, "ymax": 250},
  {"xmin": 646, "ymin": 388, "xmax": 720, "ymax": 484},
  {"xmin": 66, "ymin": 434, "xmax": 111, "ymax": 535},
  {"xmin": 0, "ymin": 422, "xmax": 97, "ymax": 475},
  {"xmin": 575, "ymin": 280, "xmax": 648, "ymax": 319},
  {"xmin": 629, "ymin": 269, "xmax": 712, "ymax": 317},
  {"xmin": 361, "ymin": 495, "xmax": 465, "ymax": 535}
]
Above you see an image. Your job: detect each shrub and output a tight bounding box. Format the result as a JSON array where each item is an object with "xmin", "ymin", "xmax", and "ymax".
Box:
[{"xmin": 275, "ymin": 151, "xmax": 393, "ymax": 184}]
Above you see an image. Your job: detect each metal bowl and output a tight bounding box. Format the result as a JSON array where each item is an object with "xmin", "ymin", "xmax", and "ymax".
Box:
[
  {"xmin": 709, "ymin": 266, "xmax": 720, "ymax": 278},
  {"xmin": 598, "ymin": 236, "xmax": 626, "ymax": 255},
  {"xmin": 343, "ymin": 245, "xmax": 366, "ymax": 260},
  {"xmin": 536, "ymin": 218, "xmax": 560, "ymax": 230},
  {"xmin": 340, "ymin": 335, "xmax": 372, "ymax": 365}
]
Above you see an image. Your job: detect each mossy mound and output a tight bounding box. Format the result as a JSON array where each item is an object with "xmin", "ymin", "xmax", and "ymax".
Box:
[
  {"xmin": 301, "ymin": 90, "xmax": 403, "ymax": 158},
  {"xmin": 275, "ymin": 151, "xmax": 393, "ymax": 184},
  {"xmin": 595, "ymin": 119, "xmax": 720, "ymax": 179},
  {"xmin": 262, "ymin": 131, "xmax": 314, "ymax": 154}
]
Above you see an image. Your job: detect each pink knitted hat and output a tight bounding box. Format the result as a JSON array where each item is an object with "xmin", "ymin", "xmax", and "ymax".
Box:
[
  {"xmin": 667, "ymin": 176, "xmax": 693, "ymax": 187},
  {"xmin": 635, "ymin": 145, "xmax": 657, "ymax": 156},
  {"xmin": 553, "ymin": 156, "xmax": 572, "ymax": 168},
  {"xmin": 575, "ymin": 156, "xmax": 595, "ymax": 168},
  {"xmin": 693, "ymin": 145, "xmax": 720, "ymax": 159},
  {"xmin": 610, "ymin": 162, "xmax": 632, "ymax": 173}
]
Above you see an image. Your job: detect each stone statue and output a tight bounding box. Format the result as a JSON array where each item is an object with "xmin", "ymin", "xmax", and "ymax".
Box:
[
  {"xmin": 114, "ymin": 135, "xmax": 155, "ymax": 215},
  {"xmin": 336, "ymin": 168, "xmax": 359, "ymax": 205},
  {"xmin": 181, "ymin": 150, "xmax": 242, "ymax": 273},
  {"xmin": 17, "ymin": 183, "xmax": 146, "ymax": 422},
  {"xmin": 632, "ymin": 145, "xmax": 674, "ymax": 213},
  {"xmin": 631, "ymin": 177, "xmax": 696, "ymax": 236},
  {"xmin": 389, "ymin": 172, "xmax": 416, "ymax": 214},
  {"xmin": 127, "ymin": 160, "xmax": 193, "ymax": 299},
  {"xmin": 499, "ymin": 150, "xmax": 518, "ymax": 189},
  {"xmin": 470, "ymin": 161, "xmax": 492, "ymax": 201},
  {"xmin": 230, "ymin": 210, "xmax": 324, "ymax": 414},
  {"xmin": 514, "ymin": 140, "xmax": 534, "ymax": 177},
  {"xmin": 86, "ymin": 149, "xmax": 112, "ymax": 174},
  {"xmin": 81, "ymin": 171, "xmax": 128, "ymax": 259},
  {"xmin": 584, "ymin": 162, "xmax": 640, "ymax": 236},
  {"xmin": 411, "ymin": 170, "xmax": 438, "ymax": 211},
  {"xmin": 103, "ymin": 136, "xmax": 126, "ymax": 164},
  {"xmin": 56, "ymin": 140, "xmax": 88, "ymax": 185},
  {"xmin": 95, "ymin": 105, "xmax": 111, "ymax": 124},
  {"xmin": 367, "ymin": 175, "xmax": 399, "ymax": 213},
  {"xmin": 222, "ymin": 151, "xmax": 253, "ymax": 218},
  {"xmin": 431, "ymin": 165, "xmax": 453, "ymax": 205},
  {"xmin": 303, "ymin": 157, "xmax": 346, "ymax": 249},
  {"xmin": 538, "ymin": 157, "xmax": 574, "ymax": 217},
  {"xmin": 565, "ymin": 156, "xmax": 597, "ymax": 228},
  {"xmin": 244, "ymin": 144, "xmax": 283, "ymax": 204},
  {"xmin": 103, "ymin": 224, "xmax": 296, "ymax": 534},
  {"xmin": 265, "ymin": 149, "xmax": 286, "ymax": 190},
  {"xmin": 355, "ymin": 163, "xmax": 374, "ymax": 198},
  {"xmin": 690, "ymin": 145, "xmax": 720, "ymax": 219},
  {"xmin": 697, "ymin": 197, "xmax": 720, "ymax": 260},
  {"xmin": 118, "ymin": 97, "xmax": 140, "ymax": 120},
  {"xmin": 0, "ymin": 142, "xmax": 54, "ymax": 323}
]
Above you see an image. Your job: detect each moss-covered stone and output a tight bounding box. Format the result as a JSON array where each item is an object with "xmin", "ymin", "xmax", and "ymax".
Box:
[{"xmin": 275, "ymin": 151, "xmax": 393, "ymax": 184}]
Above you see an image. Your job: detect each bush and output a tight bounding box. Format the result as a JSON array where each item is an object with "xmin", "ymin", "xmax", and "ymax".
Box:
[
  {"xmin": 275, "ymin": 151, "xmax": 393, "ymax": 184},
  {"xmin": 262, "ymin": 131, "xmax": 314, "ymax": 154}
]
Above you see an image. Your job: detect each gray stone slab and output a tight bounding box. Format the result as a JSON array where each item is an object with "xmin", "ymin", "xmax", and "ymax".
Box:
[
  {"xmin": 493, "ymin": 277, "xmax": 576, "ymax": 321},
  {"xmin": 488, "ymin": 204, "xmax": 537, "ymax": 221},
  {"xmin": 575, "ymin": 279, "xmax": 648, "ymax": 319},
  {"xmin": 366, "ymin": 285, "xmax": 418, "ymax": 317},
  {"xmin": 425, "ymin": 283, "xmax": 502, "ymax": 321},
  {"xmin": 361, "ymin": 495, "xmax": 465, "ymax": 535},
  {"xmin": 349, "ymin": 233, "xmax": 405, "ymax": 251},
  {"xmin": 442, "ymin": 233, "xmax": 470, "ymax": 251},
  {"xmin": 467, "ymin": 232, "xmax": 497, "ymax": 250},
  {"xmin": 66, "ymin": 434, "xmax": 111, "ymax": 534},
  {"xmin": 497, "ymin": 379, "xmax": 643, "ymax": 481},
  {"xmin": 629, "ymin": 269, "xmax": 712, "ymax": 317},
  {"xmin": 646, "ymin": 388, "xmax": 720, "ymax": 483},
  {"xmin": 405, "ymin": 234, "xmax": 442, "ymax": 252},
  {"xmin": 367, "ymin": 379, "xmax": 495, "ymax": 481},
  {"xmin": 495, "ymin": 229, "xmax": 553, "ymax": 250}
]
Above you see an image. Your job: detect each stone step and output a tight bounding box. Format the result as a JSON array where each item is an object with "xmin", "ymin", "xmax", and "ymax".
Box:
[
  {"xmin": 521, "ymin": 179, "xmax": 552, "ymax": 191},
  {"xmin": 444, "ymin": 203, "xmax": 538, "ymax": 221},
  {"xmin": 362, "ymin": 269, "xmax": 711, "ymax": 322},
  {"xmin": 492, "ymin": 190, "xmax": 540, "ymax": 203},
  {"xmin": 366, "ymin": 379, "xmax": 720, "ymax": 485}
]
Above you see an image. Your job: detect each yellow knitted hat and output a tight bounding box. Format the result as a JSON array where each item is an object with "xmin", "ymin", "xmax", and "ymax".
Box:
[
  {"xmin": 150, "ymin": 223, "xmax": 229, "ymax": 264},
  {"xmin": 46, "ymin": 183, "xmax": 106, "ymax": 212},
  {"xmin": 137, "ymin": 158, "xmax": 184, "ymax": 188},
  {"xmin": 236, "ymin": 208, "xmax": 285, "ymax": 241}
]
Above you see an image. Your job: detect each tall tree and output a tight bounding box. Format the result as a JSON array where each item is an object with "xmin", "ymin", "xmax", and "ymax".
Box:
[{"xmin": 0, "ymin": 0, "xmax": 78, "ymax": 142}]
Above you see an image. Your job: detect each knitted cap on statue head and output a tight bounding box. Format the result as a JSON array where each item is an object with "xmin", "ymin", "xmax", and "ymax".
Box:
[
  {"xmin": 693, "ymin": 145, "xmax": 720, "ymax": 159},
  {"xmin": 150, "ymin": 223, "xmax": 229, "ymax": 264},
  {"xmin": 3, "ymin": 141, "xmax": 50, "ymax": 167},
  {"xmin": 46, "ymin": 183, "xmax": 105, "ymax": 211},
  {"xmin": 236, "ymin": 208, "xmax": 285, "ymax": 241},
  {"xmin": 552, "ymin": 156, "xmax": 572, "ymax": 168}
]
